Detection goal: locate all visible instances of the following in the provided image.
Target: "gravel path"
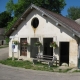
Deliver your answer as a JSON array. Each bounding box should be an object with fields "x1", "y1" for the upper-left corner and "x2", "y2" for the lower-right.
[{"x1": 0, "y1": 47, "x2": 9, "y2": 60}]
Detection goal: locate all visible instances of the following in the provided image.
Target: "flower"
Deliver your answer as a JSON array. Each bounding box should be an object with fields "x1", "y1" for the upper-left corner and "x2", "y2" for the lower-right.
[
  {"x1": 50, "y1": 41, "x2": 58, "y2": 48},
  {"x1": 34, "y1": 41, "x2": 42, "y2": 47},
  {"x1": 23, "y1": 42, "x2": 29, "y2": 46},
  {"x1": 13, "y1": 40, "x2": 19, "y2": 45}
]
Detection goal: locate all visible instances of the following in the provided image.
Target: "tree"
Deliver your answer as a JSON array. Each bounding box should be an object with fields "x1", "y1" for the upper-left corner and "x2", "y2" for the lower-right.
[
  {"x1": 6, "y1": 0, "x2": 14, "y2": 16},
  {"x1": 67, "y1": 6, "x2": 80, "y2": 20},
  {"x1": 6, "y1": 0, "x2": 66, "y2": 17},
  {"x1": 0, "y1": 11, "x2": 12, "y2": 28},
  {"x1": 40, "y1": 0, "x2": 66, "y2": 14}
]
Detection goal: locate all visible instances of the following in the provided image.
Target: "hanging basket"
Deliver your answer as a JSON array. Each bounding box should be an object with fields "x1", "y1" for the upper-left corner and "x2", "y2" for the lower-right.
[
  {"x1": 34, "y1": 41, "x2": 42, "y2": 47},
  {"x1": 23, "y1": 42, "x2": 29, "y2": 46},
  {"x1": 12, "y1": 40, "x2": 19, "y2": 45},
  {"x1": 50, "y1": 41, "x2": 58, "y2": 48}
]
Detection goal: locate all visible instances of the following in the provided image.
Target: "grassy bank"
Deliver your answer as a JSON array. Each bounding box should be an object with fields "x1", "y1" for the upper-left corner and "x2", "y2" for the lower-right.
[{"x1": 0, "y1": 58, "x2": 72, "y2": 73}]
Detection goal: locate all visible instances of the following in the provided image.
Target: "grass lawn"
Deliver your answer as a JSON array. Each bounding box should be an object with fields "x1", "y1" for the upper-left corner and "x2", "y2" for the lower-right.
[{"x1": 0, "y1": 58, "x2": 72, "y2": 73}]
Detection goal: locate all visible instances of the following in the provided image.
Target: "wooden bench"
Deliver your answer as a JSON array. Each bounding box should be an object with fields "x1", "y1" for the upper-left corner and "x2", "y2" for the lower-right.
[{"x1": 33, "y1": 54, "x2": 57, "y2": 67}]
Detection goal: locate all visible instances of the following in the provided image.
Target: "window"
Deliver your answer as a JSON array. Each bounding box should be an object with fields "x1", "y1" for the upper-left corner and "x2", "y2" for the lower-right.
[{"x1": 31, "y1": 17, "x2": 39, "y2": 28}]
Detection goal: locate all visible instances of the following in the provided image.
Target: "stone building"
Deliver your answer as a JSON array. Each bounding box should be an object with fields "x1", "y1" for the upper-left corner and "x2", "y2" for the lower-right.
[{"x1": 6, "y1": 4, "x2": 80, "y2": 67}]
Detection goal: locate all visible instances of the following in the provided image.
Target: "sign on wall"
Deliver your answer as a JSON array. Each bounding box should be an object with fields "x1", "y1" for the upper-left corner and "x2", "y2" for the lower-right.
[{"x1": 12, "y1": 44, "x2": 18, "y2": 52}]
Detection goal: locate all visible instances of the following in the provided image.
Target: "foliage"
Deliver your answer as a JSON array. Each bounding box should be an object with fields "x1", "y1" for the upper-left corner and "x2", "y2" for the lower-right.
[
  {"x1": 50, "y1": 41, "x2": 58, "y2": 48},
  {"x1": 0, "y1": 11, "x2": 12, "y2": 28},
  {"x1": 12, "y1": 40, "x2": 19, "y2": 45},
  {"x1": 0, "y1": 58, "x2": 32, "y2": 68},
  {"x1": 66, "y1": 6, "x2": 80, "y2": 20},
  {"x1": 5, "y1": 17, "x2": 18, "y2": 33},
  {"x1": 0, "y1": 58, "x2": 73, "y2": 73},
  {"x1": 6, "y1": 0, "x2": 14, "y2": 16},
  {"x1": 6, "y1": 0, "x2": 66, "y2": 17},
  {"x1": 5, "y1": 37, "x2": 9, "y2": 44},
  {"x1": 73, "y1": 70, "x2": 80, "y2": 72},
  {"x1": 34, "y1": 41, "x2": 42, "y2": 47},
  {"x1": 40, "y1": 0, "x2": 66, "y2": 14},
  {"x1": 23, "y1": 42, "x2": 30, "y2": 46},
  {"x1": 0, "y1": 58, "x2": 57, "y2": 72}
]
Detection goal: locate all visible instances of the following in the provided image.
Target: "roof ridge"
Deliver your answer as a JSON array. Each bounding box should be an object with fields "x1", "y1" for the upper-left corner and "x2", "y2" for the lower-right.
[{"x1": 39, "y1": 7, "x2": 80, "y2": 33}]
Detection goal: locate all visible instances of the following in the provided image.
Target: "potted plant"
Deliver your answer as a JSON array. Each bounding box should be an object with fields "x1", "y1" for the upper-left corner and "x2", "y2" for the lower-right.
[
  {"x1": 50, "y1": 41, "x2": 58, "y2": 48},
  {"x1": 34, "y1": 41, "x2": 42, "y2": 47},
  {"x1": 13, "y1": 40, "x2": 19, "y2": 45},
  {"x1": 23, "y1": 42, "x2": 29, "y2": 46}
]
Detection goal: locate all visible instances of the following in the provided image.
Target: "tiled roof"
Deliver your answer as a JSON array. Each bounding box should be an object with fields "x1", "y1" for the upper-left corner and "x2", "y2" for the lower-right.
[{"x1": 40, "y1": 7, "x2": 80, "y2": 33}]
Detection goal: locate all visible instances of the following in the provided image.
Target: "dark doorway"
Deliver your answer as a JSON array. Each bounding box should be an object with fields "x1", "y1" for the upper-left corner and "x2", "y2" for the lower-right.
[
  {"x1": 43, "y1": 38, "x2": 53, "y2": 56},
  {"x1": 30, "y1": 38, "x2": 39, "y2": 58},
  {"x1": 59, "y1": 42, "x2": 69, "y2": 66},
  {"x1": 20, "y1": 38, "x2": 27, "y2": 56},
  {"x1": 2, "y1": 40, "x2": 4, "y2": 45}
]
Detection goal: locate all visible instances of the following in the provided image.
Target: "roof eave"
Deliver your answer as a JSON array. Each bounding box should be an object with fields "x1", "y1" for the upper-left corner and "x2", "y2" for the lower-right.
[
  {"x1": 6, "y1": 4, "x2": 80, "y2": 38},
  {"x1": 31, "y1": 4, "x2": 80, "y2": 37},
  {"x1": 5, "y1": 5, "x2": 34, "y2": 36}
]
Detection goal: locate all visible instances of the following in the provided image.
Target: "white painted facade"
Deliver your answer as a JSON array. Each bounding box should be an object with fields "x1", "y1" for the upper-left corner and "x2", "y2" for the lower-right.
[{"x1": 9, "y1": 10, "x2": 78, "y2": 67}]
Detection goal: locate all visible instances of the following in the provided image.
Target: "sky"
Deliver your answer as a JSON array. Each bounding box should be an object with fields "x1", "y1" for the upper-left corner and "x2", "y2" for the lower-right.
[
  {"x1": 0, "y1": 0, "x2": 80, "y2": 16},
  {"x1": 0, "y1": 0, "x2": 18, "y2": 13},
  {"x1": 61, "y1": 0, "x2": 80, "y2": 16}
]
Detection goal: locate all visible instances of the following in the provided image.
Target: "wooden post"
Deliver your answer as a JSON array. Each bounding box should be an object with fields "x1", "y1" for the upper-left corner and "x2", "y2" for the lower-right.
[
  {"x1": 12, "y1": 38, "x2": 14, "y2": 61},
  {"x1": 18, "y1": 37, "x2": 19, "y2": 61},
  {"x1": 12, "y1": 44, "x2": 14, "y2": 61}
]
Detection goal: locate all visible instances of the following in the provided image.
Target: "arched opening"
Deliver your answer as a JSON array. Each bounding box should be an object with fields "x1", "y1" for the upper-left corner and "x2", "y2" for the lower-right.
[{"x1": 2, "y1": 40, "x2": 4, "y2": 45}]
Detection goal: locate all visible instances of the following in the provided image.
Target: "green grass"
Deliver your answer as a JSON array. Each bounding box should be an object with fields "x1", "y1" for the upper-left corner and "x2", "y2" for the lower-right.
[
  {"x1": 0, "y1": 58, "x2": 32, "y2": 68},
  {"x1": 0, "y1": 58, "x2": 73, "y2": 73},
  {"x1": 73, "y1": 70, "x2": 80, "y2": 72}
]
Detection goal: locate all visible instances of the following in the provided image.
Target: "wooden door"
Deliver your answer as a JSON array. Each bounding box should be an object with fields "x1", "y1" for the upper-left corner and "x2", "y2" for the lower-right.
[{"x1": 20, "y1": 38, "x2": 27, "y2": 56}]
